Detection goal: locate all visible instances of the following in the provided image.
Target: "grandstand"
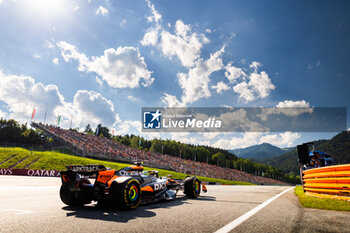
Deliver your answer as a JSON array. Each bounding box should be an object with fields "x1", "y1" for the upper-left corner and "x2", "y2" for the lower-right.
[{"x1": 31, "y1": 122, "x2": 288, "y2": 185}]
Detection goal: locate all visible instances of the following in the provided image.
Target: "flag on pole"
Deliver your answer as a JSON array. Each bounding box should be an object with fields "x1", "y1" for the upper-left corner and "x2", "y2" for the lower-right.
[
  {"x1": 31, "y1": 108, "x2": 36, "y2": 121},
  {"x1": 57, "y1": 115, "x2": 61, "y2": 126},
  {"x1": 43, "y1": 108, "x2": 47, "y2": 124}
]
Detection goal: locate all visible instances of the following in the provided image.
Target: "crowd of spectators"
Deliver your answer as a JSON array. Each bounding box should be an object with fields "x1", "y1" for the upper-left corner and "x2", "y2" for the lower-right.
[{"x1": 34, "y1": 122, "x2": 288, "y2": 185}]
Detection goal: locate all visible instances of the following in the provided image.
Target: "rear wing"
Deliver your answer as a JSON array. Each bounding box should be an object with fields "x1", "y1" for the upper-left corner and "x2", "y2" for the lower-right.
[
  {"x1": 65, "y1": 165, "x2": 107, "y2": 175},
  {"x1": 60, "y1": 165, "x2": 107, "y2": 185}
]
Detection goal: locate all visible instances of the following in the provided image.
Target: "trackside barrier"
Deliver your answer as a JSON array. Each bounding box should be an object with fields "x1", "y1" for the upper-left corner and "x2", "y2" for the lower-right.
[
  {"x1": 302, "y1": 164, "x2": 350, "y2": 201},
  {"x1": 0, "y1": 168, "x2": 60, "y2": 177}
]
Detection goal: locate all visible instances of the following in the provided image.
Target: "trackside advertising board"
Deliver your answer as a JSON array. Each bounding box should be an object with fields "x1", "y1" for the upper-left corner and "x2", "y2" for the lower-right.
[{"x1": 0, "y1": 168, "x2": 60, "y2": 177}]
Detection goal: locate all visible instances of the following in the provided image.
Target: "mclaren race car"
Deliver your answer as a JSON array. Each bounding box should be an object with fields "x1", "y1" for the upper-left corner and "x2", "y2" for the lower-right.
[{"x1": 59, "y1": 163, "x2": 207, "y2": 210}]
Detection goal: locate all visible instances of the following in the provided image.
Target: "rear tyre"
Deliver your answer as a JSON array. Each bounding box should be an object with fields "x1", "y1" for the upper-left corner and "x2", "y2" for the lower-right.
[
  {"x1": 184, "y1": 176, "x2": 201, "y2": 199},
  {"x1": 59, "y1": 179, "x2": 92, "y2": 207},
  {"x1": 110, "y1": 179, "x2": 141, "y2": 210}
]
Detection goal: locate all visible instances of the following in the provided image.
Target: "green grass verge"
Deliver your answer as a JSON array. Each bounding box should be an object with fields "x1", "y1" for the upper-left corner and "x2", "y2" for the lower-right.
[
  {"x1": 294, "y1": 186, "x2": 350, "y2": 211},
  {"x1": 0, "y1": 147, "x2": 253, "y2": 185}
]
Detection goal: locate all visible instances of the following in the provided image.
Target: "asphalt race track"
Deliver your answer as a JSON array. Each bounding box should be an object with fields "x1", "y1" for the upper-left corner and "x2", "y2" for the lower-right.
[{"x1": 0, "y1": 176, "x2": 349, "y2": 233}]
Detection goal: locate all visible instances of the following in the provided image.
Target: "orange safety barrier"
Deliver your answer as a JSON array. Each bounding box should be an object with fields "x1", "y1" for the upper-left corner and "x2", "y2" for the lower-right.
[
  {"x1": 302, "y1": 164, "x2": 350, "y2": 201},
  {"x1": 303, "y1": 164, "x2": 350, "y2": 174}
]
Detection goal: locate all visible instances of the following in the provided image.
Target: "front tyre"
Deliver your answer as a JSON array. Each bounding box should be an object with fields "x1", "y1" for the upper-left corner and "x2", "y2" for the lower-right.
[
  {"x1": 184, "y1": 176, "x2": 201, "y2": 199},
  {"x1": 110, "y1": 179, "x2": 141, "y2": 210}
]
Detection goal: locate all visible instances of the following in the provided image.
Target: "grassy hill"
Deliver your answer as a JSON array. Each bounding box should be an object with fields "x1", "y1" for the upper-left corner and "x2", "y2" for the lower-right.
[
  {"x1": 0, "y1": 147, "x2": 253, "y2": 185},
  {"x1": 259, "y1": 131, "x2": 350, "y2": 175}
]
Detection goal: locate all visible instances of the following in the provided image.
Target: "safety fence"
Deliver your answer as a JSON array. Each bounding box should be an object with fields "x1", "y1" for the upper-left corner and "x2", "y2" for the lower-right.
[{"x1": 302, "y1": 164, "x2": 350, "y2": 201}]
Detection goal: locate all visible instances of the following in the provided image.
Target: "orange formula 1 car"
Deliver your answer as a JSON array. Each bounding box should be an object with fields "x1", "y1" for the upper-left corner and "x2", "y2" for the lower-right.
[{"x1": 59, "y1": 163, "x2": 207, "y2": 210}]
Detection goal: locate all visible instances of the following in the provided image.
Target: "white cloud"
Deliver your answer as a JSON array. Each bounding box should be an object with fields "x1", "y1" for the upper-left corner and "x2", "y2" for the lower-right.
[
  {"x1": 96, "y1": 6, "x2": 108, "y2": 16},
  {"x1": 316, "y1": 60, "x2": 320, "y2": 67},
  {"x1": 218, "y1": 109, "x2": 267, "y2": 132},
  {"x1": 250, "y1": 61, "x2": 261, "y2": 72},
  {"x1": 56, "y1": 41, "x2": 89, "y2": 71},
  {"x1": 175, "y1": 20, "x2": 191, "y2": 38},
  {"x1": 55, "y1": 90, "x2": 117, "y2": 128},
  {"x1": 0, "y1": 110, "x2": 8, "y2": 119},
  {"x1": 211, "y1": 81, "x2": 230, "y2": 94},
  {"x1": 248, "y1": 71, "x2": 275, "y2": 98},
  {"x1": 44, "y1": 40, "x2": 54, "y2": 49},
  {"x1": 259, "y1": 132, "x2": 300, "y2": 147},
  {"x1": 225, "y1": 63, "x2": 246, "y2": 84},
  {"x1": 114, "y1": 119, "x2": 163, "y2": 140},
  {"x1": 120, "y1": 19, "x2": 126, "y2": 27},
  {"x1": 52, "y1": 58, "x2": 59, "y2": 65},
  {"x1": 213, "y1": 133, "x2": 263, "y2": 149},
  {"x1": 178, "y1": 46, "x2": 225, "y2": 104},
  {"x1": 141, "y1": 3, "x2": 233, "y2": 105},
  {"x1": 213, "y1": 132, "x2": 300, "y2": 149},
  {"x1": 0, "y1": 69, "x2": 119, "y2": 129},
  {"x1": 0, "y1": 70, "x2": 64, "y2": 122},
  {"x1": 161, "y1": 93, "x2": 185, "y2": 107},
  {"x1": 233, "y1": 82, "x2": 256, "y2": 102},
  {"x1": 307, "y1": 60, "x2": 321, "y2": 70},
  {"x1": 160, "y1": 20, "x2": 209, "y2": 67},
  {"x1": 141, "y1": 18, "x2": 209, "y2": 69},
  {"x1": 95, "y1": 76, "x2": 103, "y2": 86},
  {"x1": 73, "y1": 6, "x2": 80, "y2": 12},
  {"x1": 116, "y1": 120, "x2": 141, "y2": 135},
  {"x1": 257, "y1": 100, "x2": 312, "y2": 121},
  {"x1": 87, "y1": 47, "x2": 154, "y2": 88},
  {"x1": 141, "y1": 26, "x2": 160, "y2": 46},
  {"x1": 141, "y1": 1, "x2": 275, "y2": 105},
  {"x1": 170, "y1": 132, "x2": 210, "y2": 146},
  {"x1": 33, "y1": 54, "x2": 41, "y2": 59},
  {"x1": 276, "y1": 100, "x2": 310, "y2": 108},
  {"x1": 145, "y1": 0, "x2": 162, "y2": 23},
  {"x1": 57, "y1": 41, "x2": 154, "y2": 88},
  {"x1": 233, "y1": 62, "x2": 275, "y2": 102},
  {"x1": 127, "y1": 95, "x2": 137, "y2": 101},
  {"x1": 200, "y1": 132, "x2": 223, "y2": 140}
]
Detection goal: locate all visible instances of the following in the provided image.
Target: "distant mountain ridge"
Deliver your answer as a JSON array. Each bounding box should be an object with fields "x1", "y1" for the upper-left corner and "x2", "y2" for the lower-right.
[
  {"x1": 255, "y1": 131, "x2": 350, "y2": 175},
  {"x1": 230, "y1": 143, "x2": 293, "y2": 160}
]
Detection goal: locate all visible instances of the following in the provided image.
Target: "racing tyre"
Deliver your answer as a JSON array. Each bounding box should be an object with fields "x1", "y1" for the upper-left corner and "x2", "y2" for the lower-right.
[
  {"x1": 59, "y1": 178, "x2": 92, "y2": 207},
  {"x1": 110, "y1": 179, "x2": 141, "y2": 210},
  {"x1": 184, "y1": 176, "x2": 201, "y2": 199}
]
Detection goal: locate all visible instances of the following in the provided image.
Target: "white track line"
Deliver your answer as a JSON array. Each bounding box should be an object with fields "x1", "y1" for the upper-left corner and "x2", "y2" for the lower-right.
[{"x1": 215, "y1": 186, "x2": 294, "y2": 233}]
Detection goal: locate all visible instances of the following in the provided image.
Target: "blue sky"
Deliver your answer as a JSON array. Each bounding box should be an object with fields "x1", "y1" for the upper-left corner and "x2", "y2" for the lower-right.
[{"x1": 0, "y1": 0, "x2": 349, "y2": 149}]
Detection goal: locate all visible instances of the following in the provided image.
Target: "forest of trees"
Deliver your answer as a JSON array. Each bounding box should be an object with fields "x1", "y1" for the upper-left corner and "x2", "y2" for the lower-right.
[{"x1": 0, "y1": 119, "x2": 46, "y2": 145}]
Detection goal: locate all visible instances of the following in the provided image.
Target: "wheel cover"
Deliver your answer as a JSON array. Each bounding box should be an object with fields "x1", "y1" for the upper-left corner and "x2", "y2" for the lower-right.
[
  {"x1": 194, "y1": 181, "x2": 200, "y2": 194},
  {"x1": 128, "y1": 184, "x2": 139, "y2": 202}
]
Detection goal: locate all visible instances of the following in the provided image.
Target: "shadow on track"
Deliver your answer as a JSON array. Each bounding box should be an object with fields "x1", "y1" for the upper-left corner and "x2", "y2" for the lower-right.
[
  {"x1": 195, "y1": 196, "x2": 260, "y2": 205},
  {"x1": 61, "y1": 195, "x2": 193, "y2": 223}
]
